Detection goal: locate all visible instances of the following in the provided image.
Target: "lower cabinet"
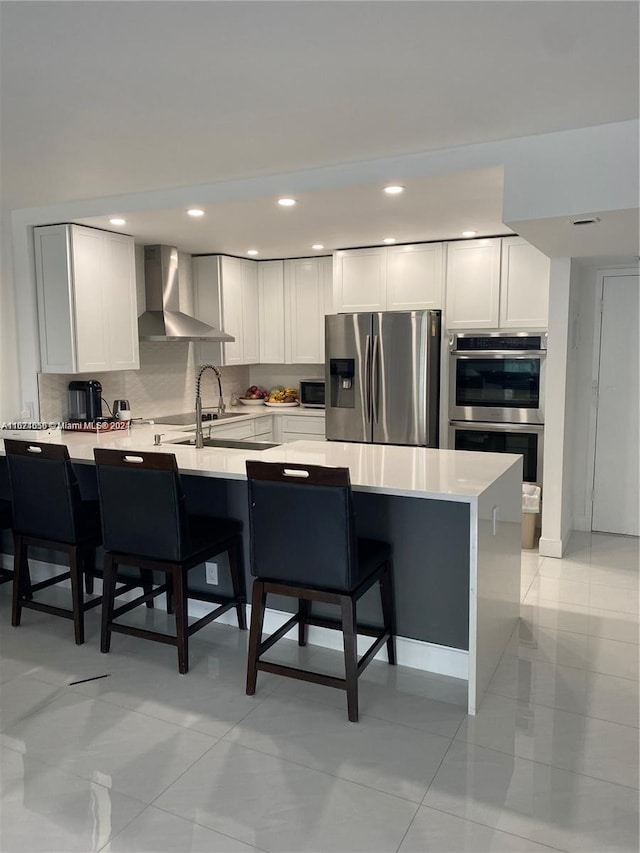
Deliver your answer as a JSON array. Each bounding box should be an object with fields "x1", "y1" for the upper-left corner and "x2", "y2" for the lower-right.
[
  {"x1": 272, "y1": 414, "x2": 326, "y2": 443},
  {"x1": 207, "y1": 413, "x2": 324, "y2": 443}
]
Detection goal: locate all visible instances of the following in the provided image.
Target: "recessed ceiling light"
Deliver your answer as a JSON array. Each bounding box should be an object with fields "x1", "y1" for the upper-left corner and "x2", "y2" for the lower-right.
[
  {"x1": 278, "y1": 198, "x2": 297, "y2": 207},
  {"x1": 312, "y1": 244, "x2": 325, "y2": 250},
  {"x1": 109, "y1": 217, "x2": 126, "y2": 226},
  {"x1": 187, "y1": 208, "x2": 205, "y2": 217},
  {"x1": 462, "y1": 230, "x2": 478, "y2": 238},
  {"x1": 383, "y1": 186, "x2": 405, "y2": 195},
  {"x1": 247, "y1": 249, "x2": 259, "y2": 256},
  {"x1": 383, "y1": 237, "x2": 396, "y2": 244}
]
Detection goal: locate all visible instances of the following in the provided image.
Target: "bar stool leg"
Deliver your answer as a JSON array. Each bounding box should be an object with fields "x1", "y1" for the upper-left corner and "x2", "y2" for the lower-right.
[
  {"x1": 101, "y1": 553, "x2": 118, "y2": 653},
  {"x1": 140, "y1": 569, "x2": 155, "y2": 609},
  {"x1": 11, "y1": 533, "x2": 28, "y2": 627},
  {"x1": 173, "y1": 566, "x2": 189, "y2": 675},
  {"x1": 69, "y1": 545, "x2": 85, "y2": 645},
  {"x1": 341, "y1": 595, "x2": 359, "y2": 723},
  {"x1": 229, "y1": 537, "x2": 247, "y2": 630},
  {"x1": 379, "y1": 562, "x2": 396, "y2": 665},
  {"x1": 84, "y1": 546, "x2": 96, "y2": 594},
  {"x1": 297, "y1": 599, "x2": 310, "y2": 646},
  {"x1": 246, "y1": 580, "x2": 266, "y2": 695}
]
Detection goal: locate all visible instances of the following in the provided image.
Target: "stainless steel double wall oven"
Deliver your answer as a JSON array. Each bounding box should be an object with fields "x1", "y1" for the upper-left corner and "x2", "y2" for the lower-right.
[{"x1": 449, "y1": 331, "x2": 546, "y2": 484}]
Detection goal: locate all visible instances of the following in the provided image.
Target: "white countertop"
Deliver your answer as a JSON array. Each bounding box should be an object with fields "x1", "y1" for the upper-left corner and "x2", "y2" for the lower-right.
[{"x1": 0, "y1": 424, "x2": 520, "y2": 503}]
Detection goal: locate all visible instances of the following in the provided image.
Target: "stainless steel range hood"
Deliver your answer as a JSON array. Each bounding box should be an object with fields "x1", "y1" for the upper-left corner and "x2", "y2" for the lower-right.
[{"x1": 138, "y1": 245, "x2": 235, "y2": 342}]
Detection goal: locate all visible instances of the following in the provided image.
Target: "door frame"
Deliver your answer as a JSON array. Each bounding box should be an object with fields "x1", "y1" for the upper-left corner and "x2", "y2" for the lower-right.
[{"x1": 586, "y1": 267, "x2": 639, "y2": 532}]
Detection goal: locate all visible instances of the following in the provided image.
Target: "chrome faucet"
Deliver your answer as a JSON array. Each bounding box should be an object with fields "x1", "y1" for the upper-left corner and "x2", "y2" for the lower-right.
[{"x1": 195, "y1": 364, "x2": 225, "y2": 449}]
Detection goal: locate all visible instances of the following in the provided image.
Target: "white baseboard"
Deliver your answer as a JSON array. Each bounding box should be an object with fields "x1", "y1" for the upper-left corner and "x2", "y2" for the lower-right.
[
  {"x1": 538, "y1": 532, "x2": 572, "y2": 558},
  {"x1": 0, "y1": 553, "x2": 469, "y2": 681}
]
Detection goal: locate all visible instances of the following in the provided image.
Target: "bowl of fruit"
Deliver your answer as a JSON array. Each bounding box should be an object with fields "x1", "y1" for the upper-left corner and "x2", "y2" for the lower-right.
[
  {"x1": 264, "y1": 386, "x2": 300, "y2": 407},
  {"x1": 239, "y1": 385, "x2": 268, "y2": 405}
]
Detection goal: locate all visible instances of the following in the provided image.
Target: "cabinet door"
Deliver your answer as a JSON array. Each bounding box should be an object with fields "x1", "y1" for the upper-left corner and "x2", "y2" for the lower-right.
[
  {"x1": 71, "y1": 227, "x2": 111, "y2": 372},
  {"x1": 445, "y1": 238, "x2": 501, "y2": 329},
  {"x1": 34, "y1": 225, "x2": 76, "y2": 373},
  {"x1": 220, "y1": 257, "x2": 244, "y2": 365},
  {"x1": 258, "y1": 261, "x2": 285, "y2": 363},
  {"x1": 499, "y1": 237, "x2": 550, "y2": 329},
  {"x1": 104, "y1": 231, "x2": 140, "y2": 370},
  {"x1": 241, "y1": 259, "x2": 260, "y2": 364},
  {"x1": 387, "y1": 243, "x2": 444, "y2": 311},
  {"x1": 192, "y1": 256, "x2": 223, "y2": 366},
  {"x1": 333, "y1": 247, "x2": 387, "y2": 312},
  {"x1": 285, "y1": 258, "x2": 325, "y2": 364},
  {"x1": 318, "y1": 255, "x2": 333, "y2": 362}
]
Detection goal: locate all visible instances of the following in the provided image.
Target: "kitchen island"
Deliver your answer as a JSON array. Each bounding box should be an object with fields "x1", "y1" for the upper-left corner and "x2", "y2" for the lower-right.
[{"x1": 0, "y1": 425, "x2": 522, "y2": 714}]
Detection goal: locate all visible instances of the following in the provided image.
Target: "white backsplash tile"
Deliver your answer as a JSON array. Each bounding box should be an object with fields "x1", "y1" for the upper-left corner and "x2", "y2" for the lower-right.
[
  {"x1": 38, "y1": 343, "x2": 249, "y2": 421},
  {"x1": 249, "y1": 364, "x2": 324, "y2": 393}
]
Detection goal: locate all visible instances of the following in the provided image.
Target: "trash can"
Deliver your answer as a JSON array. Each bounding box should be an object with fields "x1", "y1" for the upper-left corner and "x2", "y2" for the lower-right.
[{"x1": 522, "y1": 483, "x2": 541, "y2": 550}]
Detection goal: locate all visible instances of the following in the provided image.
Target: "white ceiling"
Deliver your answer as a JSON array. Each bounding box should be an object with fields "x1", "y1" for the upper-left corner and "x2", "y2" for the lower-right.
[
  {"x1": 1, "y1": 1, "x2": 638, "y2": 257},
  {"x1": 77, "y1": 166, "x2": 510, "y2": 257}
]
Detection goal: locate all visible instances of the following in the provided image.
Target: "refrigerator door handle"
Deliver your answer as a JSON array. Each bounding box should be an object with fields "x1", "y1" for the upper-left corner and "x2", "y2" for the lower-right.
[
  {"x1": 364, "y1": 334, "x2": 372, "y2": 424},
  {"x1": 372, "y1": 334, "x2": 380, "y2": 424}
]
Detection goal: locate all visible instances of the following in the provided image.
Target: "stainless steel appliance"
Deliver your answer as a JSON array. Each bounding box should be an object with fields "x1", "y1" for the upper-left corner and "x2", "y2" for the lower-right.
[
  {"x1": 138, "y1": 245, "x2": 235, "y2": 342},
  {"x1": 449, "y1": 421, "x2": 544, "y2": 484},
  {"x1": 325, "y1": 311, "x2": 441, "y2": 446},
  {"x1": 449, "y1": 331, "x2": 547, "y2": 424},
  {"x1": 300, "y1": 378, "x2": 325, "y2": 408},
  {"x1": 67, "y1": 380, "x2": 103, "y2": 423}
]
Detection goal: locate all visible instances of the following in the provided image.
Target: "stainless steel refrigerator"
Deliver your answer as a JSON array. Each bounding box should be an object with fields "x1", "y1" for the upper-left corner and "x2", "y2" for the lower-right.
[{"x1": 325, "y1": 310, "x2": 441, "y2": 446}]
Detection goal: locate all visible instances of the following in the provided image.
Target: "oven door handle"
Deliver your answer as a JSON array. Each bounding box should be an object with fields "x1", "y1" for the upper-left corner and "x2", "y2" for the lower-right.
[
  {"x1": 451, "y1": 350, "x2": 547, "y2": 358},
  {"x1": 450, "y1": 420, "x2": 544, "y2": 433}
]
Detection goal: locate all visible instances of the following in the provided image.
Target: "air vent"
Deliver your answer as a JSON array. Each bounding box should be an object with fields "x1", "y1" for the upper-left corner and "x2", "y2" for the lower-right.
[{"x1": 571, "y1": 217, "x2": 600, "y2": 226}]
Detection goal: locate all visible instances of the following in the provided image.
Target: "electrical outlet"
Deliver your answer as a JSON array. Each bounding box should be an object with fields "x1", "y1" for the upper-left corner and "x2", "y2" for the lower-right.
[{"x1": 205, "y1": 562, "x2": 218, "y2": 585}]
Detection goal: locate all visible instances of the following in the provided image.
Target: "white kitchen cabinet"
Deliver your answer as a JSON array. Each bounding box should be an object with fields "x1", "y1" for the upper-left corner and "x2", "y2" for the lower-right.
[
  {"x1": 193, "y1": 255, "x2": 259, "y2": 366},
  {"x1": 445, "y1": 237, "x2": 549, "y2": 330},
  {"x1": 206, "y1": 419, "x2": 255, "y2": 440},
  {"x1": 34, "y1": 223, "x2": 139, "y2": 373},
  {"x1": 285, "y1": 256, "x2": 332, "y2": 364},
  {"x1": 273, "y1": 412, "x2": 325, "y2": 443},
  {"x1": 386, "y1": 244, "x2": 444, "y2": 310},
  {"x1": 333, "y1": 247, "x2": 387, "y2": 312},
  {"x1": 258, "y1": 260, "x2": 285, "y2": 363},
  {"x1": 445, "y1": 238, "x2": 502, "y2": 329},
  {"x1": 333, "y1": 244, "x2": 444, "y2": 313},
  {"x1": 499, "y1": 236, "x2": 550, "y2": 329}
]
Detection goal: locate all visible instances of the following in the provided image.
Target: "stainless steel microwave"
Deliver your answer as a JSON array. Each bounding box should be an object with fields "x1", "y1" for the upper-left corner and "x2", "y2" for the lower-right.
[{"x1": 300, "y1": 378, "x2": 325, "y2": 408}]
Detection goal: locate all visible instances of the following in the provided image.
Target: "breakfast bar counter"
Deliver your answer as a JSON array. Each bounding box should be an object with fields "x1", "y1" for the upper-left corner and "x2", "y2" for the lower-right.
[{"x1": 0, "y1": 426, "x2": 522, "y2": 714}]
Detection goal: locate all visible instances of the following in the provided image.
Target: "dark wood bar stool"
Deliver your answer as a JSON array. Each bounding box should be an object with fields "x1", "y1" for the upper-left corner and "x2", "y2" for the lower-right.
[
  {"x1": 94, "y1": 448, "x2": 247, "y2": 674},
  {"x1": 245, "y1": 460, "x2": 396, "y2": 722},
  {"x1": 5, "y1": 440, "x2": 110, "y2": 644}
]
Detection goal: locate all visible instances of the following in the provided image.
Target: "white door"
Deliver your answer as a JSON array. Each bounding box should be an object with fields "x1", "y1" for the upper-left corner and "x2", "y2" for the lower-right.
[
  {"x1": 386, "y1": 243, "x2": 443, "y2": 311},
  {"x1": 592, "y1": 274, "x2": 639, "y2": 535}
]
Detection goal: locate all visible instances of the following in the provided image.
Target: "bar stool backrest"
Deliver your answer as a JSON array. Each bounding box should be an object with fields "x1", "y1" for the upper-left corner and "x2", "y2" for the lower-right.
[
  {"x1": 246, "y1": 460, "x2": 358, "y2": 591},
  {"x1": 4, "y1": 439, "x2": 83, "y2": 544},
  {"x1": 94, "y1": 449, "x2": 188, "y2": 561}
]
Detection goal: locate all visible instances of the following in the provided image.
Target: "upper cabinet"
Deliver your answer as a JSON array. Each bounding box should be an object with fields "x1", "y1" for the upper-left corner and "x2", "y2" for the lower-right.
[
  {"x1": 34, "y1": 224, "x2": 139, "y2": 374},
  {"x1": 445, "y1": 237, "x2": 549, "y2": 330},
  {"x1": 256, "y1": 256, "x2": 333, "y2": 365},
  {"x1": 498, "y1": 236, "x2": 550, "y2": 329},
  {"x1": 258, "y1": 260, "x2": 285, "y2": 363},
  {"x1": 193, "y1": 255, "x2": 259, "y2": 366},
  {"x1": 333, "y1": 244, "x2": 444, "y2": 313},
  {"x1": 285, "y1": 256, "x2": 333, "y2": 363}
]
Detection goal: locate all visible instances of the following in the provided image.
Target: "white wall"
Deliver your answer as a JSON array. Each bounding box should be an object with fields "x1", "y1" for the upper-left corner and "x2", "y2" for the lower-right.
[
  {"x1": 540, "y1": 258, "x2": 573, "y2": 557},
  {"x1": 0, "y1": 212, "x2": 20, "y2": 422}
]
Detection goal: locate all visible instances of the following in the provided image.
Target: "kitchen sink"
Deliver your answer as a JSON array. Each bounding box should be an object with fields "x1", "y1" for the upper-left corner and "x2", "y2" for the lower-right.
[{"x1": 169, "y1": 437, "x2": 280, "y2": 451}]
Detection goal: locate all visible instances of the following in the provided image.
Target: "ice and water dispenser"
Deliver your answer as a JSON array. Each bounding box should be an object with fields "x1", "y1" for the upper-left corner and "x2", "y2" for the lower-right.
[{"x1": 329, "y1": 358, "x2": 355, "y2": 408}]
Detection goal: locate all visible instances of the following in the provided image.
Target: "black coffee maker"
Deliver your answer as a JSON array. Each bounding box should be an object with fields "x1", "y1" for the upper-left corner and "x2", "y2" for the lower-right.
[{"x1": 68, "y1": 380, "x2": 103, "y2": 423}]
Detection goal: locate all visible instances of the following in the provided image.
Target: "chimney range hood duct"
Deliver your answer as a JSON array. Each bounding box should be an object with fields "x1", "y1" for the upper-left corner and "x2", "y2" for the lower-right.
[{"x1": 138, "y1": 245, "x2": 235, "y2": 342}]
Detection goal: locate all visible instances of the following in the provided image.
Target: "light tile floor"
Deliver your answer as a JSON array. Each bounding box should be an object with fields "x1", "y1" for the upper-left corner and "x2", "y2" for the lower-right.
[{"x1": 0, "y1": 531, "x2": 638, "y2": 852}]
